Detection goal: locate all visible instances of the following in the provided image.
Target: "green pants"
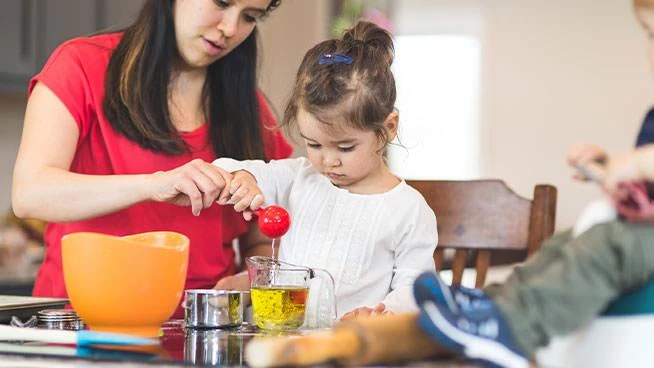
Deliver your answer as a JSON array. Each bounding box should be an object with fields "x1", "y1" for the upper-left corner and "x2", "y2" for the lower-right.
[{"x1": 485, "y1": 220, "x2": 654, "y2": 355}]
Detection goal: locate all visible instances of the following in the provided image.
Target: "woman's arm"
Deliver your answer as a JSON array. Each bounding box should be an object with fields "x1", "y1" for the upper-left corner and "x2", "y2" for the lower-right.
[{"x1": 12, "y1": 83, "x2": 232, "y2": 222}]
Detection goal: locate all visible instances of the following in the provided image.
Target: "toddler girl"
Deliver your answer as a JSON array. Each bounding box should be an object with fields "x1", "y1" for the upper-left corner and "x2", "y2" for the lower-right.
[{"x1": 214, "y1": 21, "x2": 437, "y2": 324}]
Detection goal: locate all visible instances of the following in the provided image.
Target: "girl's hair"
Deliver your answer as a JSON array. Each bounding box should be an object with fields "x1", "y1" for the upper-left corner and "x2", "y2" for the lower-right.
[
  {"x1": 283, "y1": 21, "x2": 396, "y2": 145},
  {"x1": 635, "y1": 0, "x2": 654, "y2": 8},
  {"x1": 103, "y1": 0, "x2": 281, "y2": 158}
]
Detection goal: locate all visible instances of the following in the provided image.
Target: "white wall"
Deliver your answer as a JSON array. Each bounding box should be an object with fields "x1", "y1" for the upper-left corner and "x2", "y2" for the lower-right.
[
  {"x1": 394, "y1": 0, "x2": 654, "y2": 229},
  {"x1": 484, "y1": 0, "x2": 653, "y2": 230},
  {"x1": 258, "y1": 0, "x2": 330, "y2": 154},
  {"x1": 259, "y1": 0, "x2": 329, "y2": 121}
]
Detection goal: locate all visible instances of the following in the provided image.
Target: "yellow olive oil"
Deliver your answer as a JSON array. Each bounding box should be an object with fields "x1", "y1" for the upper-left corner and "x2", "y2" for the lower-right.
[{"x1": 251, "y1": 286, "x2": 308, "y2": 330}]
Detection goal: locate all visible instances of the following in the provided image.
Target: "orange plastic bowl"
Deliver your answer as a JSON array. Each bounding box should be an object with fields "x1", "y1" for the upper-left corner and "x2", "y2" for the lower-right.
[{"x1": 62, "y1": 231, "x2": 189, "y2": 337}]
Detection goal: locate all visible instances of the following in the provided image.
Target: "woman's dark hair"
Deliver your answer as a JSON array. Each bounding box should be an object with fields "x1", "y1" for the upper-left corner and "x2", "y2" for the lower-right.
[
  {"x1": 103, "y1": 0, "x2": 281, "y2": 159},
  {"x1": 283, "y1": 20, "x2": 396, "y2": 145},
  {"x1": 635, "y1": 0, "x2": 654, "y2": 9}
]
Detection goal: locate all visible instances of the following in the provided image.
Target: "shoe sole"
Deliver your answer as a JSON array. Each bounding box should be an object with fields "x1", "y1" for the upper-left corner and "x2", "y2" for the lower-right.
[
  {"x1": 418, "y1": 305, "x2": 465, "y2": 353},
  {"x1": 422, "y1": 300, "x2": 529, "y2": 368}
]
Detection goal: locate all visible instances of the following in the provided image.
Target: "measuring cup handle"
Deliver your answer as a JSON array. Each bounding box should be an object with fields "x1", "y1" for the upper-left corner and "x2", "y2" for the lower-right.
[{"x1": 310, "y1": 267, "x2": 338, "y2": 328}]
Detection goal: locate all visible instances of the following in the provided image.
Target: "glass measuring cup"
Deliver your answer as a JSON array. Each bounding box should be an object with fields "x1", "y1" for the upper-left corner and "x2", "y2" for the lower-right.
[{"x1": 246, "y1": 256, "x2": 337, "y2": 331}]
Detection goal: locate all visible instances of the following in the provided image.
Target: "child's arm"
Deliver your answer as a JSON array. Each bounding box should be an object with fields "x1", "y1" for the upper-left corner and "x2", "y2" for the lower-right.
[
  {"x1": 381, "y1": 195, "x2": 438, "y2": 313},
  {"x1": 604, "y1": 144, "x2": 654, "y2": 190},
  {"x1": 212, "y1": 157, "x2": 304, "y2": 211}
]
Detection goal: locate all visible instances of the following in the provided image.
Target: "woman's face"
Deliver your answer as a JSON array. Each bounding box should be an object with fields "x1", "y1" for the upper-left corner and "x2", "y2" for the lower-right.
[{"x1": 173, "y1": 0, "x2": 271, "y2": 69}]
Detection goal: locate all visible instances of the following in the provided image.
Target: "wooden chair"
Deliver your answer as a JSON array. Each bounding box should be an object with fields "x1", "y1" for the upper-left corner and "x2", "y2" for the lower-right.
[{"x1": 407, "y1": 180, "x2": 557, "y2": 288}]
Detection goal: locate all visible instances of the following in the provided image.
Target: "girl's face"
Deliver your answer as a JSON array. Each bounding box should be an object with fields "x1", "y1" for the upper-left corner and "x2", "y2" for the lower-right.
[
  {"x1": 173, "y1": 0, "x2": 271, "y2": 70},
  {"x1": 297, "y1": 107, "x2": 398, "y2": 194},
  {"x1": 636, "y1": 6, "x2": 654, "y2": 70}
]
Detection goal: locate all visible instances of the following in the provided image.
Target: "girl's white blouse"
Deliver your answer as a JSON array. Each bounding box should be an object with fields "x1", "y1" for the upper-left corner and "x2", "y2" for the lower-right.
[{"x1": 214, "y1": 157, "x2": 437, "y2": 318}]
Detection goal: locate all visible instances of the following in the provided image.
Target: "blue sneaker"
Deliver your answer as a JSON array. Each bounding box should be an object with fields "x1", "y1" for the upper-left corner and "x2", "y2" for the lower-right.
[
  {"x1": 416, "y1": 295, "x2": 529, "y2": 368},
  {"x1": 413, "y1": 272, "x2": 493, "y2": 319}
]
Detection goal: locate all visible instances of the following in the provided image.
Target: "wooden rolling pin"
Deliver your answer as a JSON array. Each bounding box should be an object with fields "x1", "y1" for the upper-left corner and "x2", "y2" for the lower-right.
[{"x1": 245, "y1": 312, "x2": 450, "y2": 367}]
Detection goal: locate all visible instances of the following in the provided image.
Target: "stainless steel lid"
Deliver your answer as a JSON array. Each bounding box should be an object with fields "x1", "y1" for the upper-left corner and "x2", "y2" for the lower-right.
[
  {"x1": 37, "y1": 309, "x2": 79, "y2": 320},
  {"x1": 37, "y1": 309, "x2": 84, "y2": 330}
]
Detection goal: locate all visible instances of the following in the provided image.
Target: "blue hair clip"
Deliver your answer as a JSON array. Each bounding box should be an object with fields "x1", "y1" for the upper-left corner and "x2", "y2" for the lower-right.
[{"x1": 318, "y1": 53, "x2": 353, "y2": 65}]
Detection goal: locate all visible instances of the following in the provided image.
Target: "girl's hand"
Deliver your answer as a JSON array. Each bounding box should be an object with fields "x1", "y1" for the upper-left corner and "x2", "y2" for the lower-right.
[
  {"x1": 148, "y1": 158, "x2": 233, "y2": 216},
  {"x1": 340, "y1": 303, "x2": 391, "y2": 320},
  {"x1": 226, "y1": 170, "x2": 265, "y2": 221},
  {"x1": 567, "y1": 143, "x2": 607, "y2": 180}
]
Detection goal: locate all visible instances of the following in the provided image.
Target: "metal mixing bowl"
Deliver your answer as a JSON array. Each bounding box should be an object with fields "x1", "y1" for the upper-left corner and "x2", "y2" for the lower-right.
[{"x1": 184, "y1": 289, "x2": 247, "y2": 329}]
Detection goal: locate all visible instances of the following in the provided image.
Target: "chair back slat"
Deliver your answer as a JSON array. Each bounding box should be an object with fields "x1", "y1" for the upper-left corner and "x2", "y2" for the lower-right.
[
  {"x1": 408, "y1": 179, "x2": 557, "y2": 288},
  {"x1": 451, "y1": 249, "x2": 468, "y2": 286},
  {"x1": 527, "y1": 184, "x2": 558, "y2": 256},
  {"x1": 434, "y1": 248, "x2": 445, "y2": 272},
  {"x1": 474, "y1": 250, "x2": 492, "y2": 288}
]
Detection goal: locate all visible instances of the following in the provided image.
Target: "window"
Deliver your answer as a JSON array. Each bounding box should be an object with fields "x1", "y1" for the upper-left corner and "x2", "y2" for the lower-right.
[{"x1": 389, "y1": 34, "x2": 481, "y2": 180}]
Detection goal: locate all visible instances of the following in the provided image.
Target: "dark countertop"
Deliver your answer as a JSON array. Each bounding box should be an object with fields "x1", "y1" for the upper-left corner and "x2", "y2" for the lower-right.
[{"x1": 0, "y1": 319, "x2": 481, "y2": 367}]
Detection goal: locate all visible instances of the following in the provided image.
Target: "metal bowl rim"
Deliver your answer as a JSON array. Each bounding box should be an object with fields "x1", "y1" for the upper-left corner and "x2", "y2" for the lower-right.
[{"x1": 184, "y1": 289, "x2": 249, "y2": 296}]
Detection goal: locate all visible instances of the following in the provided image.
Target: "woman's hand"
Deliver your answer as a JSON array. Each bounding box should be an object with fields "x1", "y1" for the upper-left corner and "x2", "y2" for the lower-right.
[
  {"x1": 214, "y1": 272, "x2": 250, "y2": 291},
  {"x1": 214, "y1": 272, "x2": 251, "y2": 305},
  {"x1": 148, "y1": 158, "x2": 233, "y2": 216},
  {"x1": 341, "y1": 303, "x2": 391, "y2": 321},
  {"x1": 227, "y1": 170, "x2": 265, "y2": 221},
  {"x1": 567, "y1": 143, "x2": 607, "y2": 180}
]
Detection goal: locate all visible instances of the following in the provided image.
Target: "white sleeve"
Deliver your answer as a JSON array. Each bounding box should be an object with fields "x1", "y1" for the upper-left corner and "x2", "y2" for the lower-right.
[
  {"x1": 572, "y1": 197, "x2": 617, "y2": 238},
  {"x1": 212, "y1": 157, "x2": 304, "y2": 205},
  {"x1": 381, "y1": 193, "x2": 438, "y2": 313}
]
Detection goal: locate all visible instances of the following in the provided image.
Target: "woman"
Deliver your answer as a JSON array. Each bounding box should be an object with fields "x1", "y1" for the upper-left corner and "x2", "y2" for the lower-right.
[{"x1": 11, "y1": 0, "x2": 292, "y2": 299}]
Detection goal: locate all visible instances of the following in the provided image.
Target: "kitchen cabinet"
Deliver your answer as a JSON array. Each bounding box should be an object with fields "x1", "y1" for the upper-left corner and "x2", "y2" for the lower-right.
[
  {"x1": 0, "y1": 0, "x2": 145, "y2": 92},
  {"x1": 0, "y1": 0, "x2": 38, "y2": 85}
]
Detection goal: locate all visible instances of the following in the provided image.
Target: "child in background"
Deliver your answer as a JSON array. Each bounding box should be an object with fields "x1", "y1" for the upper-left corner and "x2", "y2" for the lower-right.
[
  {"x1": 412, "y1": 1, "x2": 654, "y2": 366},
  {"x1": 214, "y1": 21, "x2": 437, "y2": 322},
  {"x1": 567, "y1": 0, "x2": 654, "y2": 233},
  {"x1": 567, "y1": 113, "x2": 654, "y2": 234}
]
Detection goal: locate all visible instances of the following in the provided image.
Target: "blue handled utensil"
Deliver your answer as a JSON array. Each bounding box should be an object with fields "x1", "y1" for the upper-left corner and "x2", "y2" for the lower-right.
[
  {"x1": 0, "y1": 342, "x2": 158, "y2": 360},
  {"x1": 0, "y1": 325, "x2": 158, "y2": 346}
]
